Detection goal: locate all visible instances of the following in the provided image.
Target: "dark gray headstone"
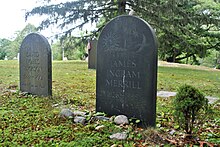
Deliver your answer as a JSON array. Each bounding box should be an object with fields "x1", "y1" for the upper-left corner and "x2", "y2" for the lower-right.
[
  {"x1": 88, "y1": 39, "x2": 97, "y2": 69},
  {"x1": 96, "y1": 15, "x2": 157, "y2": 127},
  {"x1": 19, "y1": 33, "x2": 52, "y2": 96}
]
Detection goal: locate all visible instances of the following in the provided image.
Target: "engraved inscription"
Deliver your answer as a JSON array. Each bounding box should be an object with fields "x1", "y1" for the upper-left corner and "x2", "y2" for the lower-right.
[
  {"x1": 108, "y1": 70, "x2": 140, "y2": 78},
  {"x1": 23, "y1": 49, "x2": 45, "y2": 89},
  {"x1": 105, "y1": 79, "x2": 141, "y2": 89},
  {"x1": 105, "y1": 56, "x2": 142, "y2": 91},
  {"x1": 102, "y1": 32, "x2": 120, "y2": 51},
  {"x1": 111, "y1": 60, "x2": 136, "y2": 68}
]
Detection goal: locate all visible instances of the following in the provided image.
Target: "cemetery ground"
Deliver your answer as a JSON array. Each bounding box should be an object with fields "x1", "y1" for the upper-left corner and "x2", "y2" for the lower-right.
[{"x1": 0, "y1": 60, "x2": 219, "y2": 146}]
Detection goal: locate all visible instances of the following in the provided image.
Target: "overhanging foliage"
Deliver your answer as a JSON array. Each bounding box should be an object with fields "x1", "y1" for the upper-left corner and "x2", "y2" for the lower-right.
[{"x1": 26, "y1": 0, "x2": 220, "y2": 62}]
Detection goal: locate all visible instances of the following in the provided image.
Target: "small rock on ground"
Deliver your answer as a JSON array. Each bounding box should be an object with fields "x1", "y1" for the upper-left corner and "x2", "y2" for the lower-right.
[
  {"x1": 94, "y1": 116, "x2": 110, "y2": 121},
  {"x1": 74, "y1": 110, "x2": 86, "y2": 116},
  {"x1": 205, "y1": 96, "x2": 219, "y2": 104},
  {"x1": 157, "y1": 91, "x2": 219, "y2": 104},
  {"x1": 8, "y1": 89, "x2": 17, "y2": 93},
  {"x1": 114, "y1": 115, "x2": 129, "y2": 125},
  {"x1": 157, "y1": 91, "x2": 176, "y2": 98},
  {"x1": 74, "y1": 116, "x2": 86, "y2": 125},
  {"x1": 110, "y1": 132, "x2": 127, "y2": 140},
  {"x1": 95, "y1": 125, "x2": 105, "y2": 131},
  {"x1": 60, "y1": 108, "x2": 74, "y2": 118}
]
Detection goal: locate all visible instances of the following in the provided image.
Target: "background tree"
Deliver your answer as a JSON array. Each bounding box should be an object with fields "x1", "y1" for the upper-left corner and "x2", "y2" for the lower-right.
[
  {"x1": 27, "y1": 0, "x2": 220, "y2": 63},
  {"x1": 51, "y1": 42, "x2": 62, "y2": 60},
  {"x1": 133, "y1": 0, "x2": 220, "y2": 63},
  {"x1": 5, "y1": 24, "x2": 37, "y2": 59},
  {"x1": 60, "y1": 35, "x2": 87, "y2": 60},
  {"x1": 52, "y1": 35, "x2": 87, "y2": 60},
  {"x1": 0, "y1": 38, "x2": 11, "y2": 60},
  {"x1": 199, "y1": 49, "x2": 220, "y2": 68}
]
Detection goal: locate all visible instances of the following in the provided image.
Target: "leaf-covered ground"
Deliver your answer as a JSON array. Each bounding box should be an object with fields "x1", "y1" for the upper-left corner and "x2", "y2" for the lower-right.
[{"x1": 0, "y1": 60, "x2": 219, "y2": 146}]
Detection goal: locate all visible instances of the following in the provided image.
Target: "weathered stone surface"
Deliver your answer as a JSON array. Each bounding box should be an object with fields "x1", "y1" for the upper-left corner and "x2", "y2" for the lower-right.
[
  {"x1": 96, "y1": 15, "x2": 158, "y2": 127},
  {"x1": 73, "y1": 110, "x2": 86, "y2": 117},
  {"x1": 19, "y1": 33, "x2": 52, "y2": 96},
  {"x1": 74, "y1": 116, "x2": 86, "y2": 125},
  {"x1": 114, "y1": 115, "x2": 129, "y2": 125},
  {"x1": 157, "y1": 91, "x2": 176, "y2": 98},
  {"x1": 205, "y1": 96, "x2": 219, "y2": 104},
  {"x1": 94, "y1": 116, "x2": 110, "y2": 121},
  {"x1": 109, "y1": 132, "x2": 127, "y2": 140},
  {"x1": 157, "y1": 91, "x2": 219, "y2": 104},
  {"x1": 60, "y1": 108, "x2": 74, "y2": 118}
]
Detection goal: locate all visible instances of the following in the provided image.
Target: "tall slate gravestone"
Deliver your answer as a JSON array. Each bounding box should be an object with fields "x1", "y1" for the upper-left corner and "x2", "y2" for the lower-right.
[
  {"x1": 19, "y1": 33, "x2": 52, "y2": 96},
  {"x1": 96, "y1": 15, "x2": 157, "y2": 127},
  {"x1": 88, "y1": 39, "x2": 97, "y2": 69}
]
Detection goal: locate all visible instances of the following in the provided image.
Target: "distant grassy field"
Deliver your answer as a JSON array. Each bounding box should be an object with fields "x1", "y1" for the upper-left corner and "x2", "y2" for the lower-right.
[
  {"x1": 0, "y1": 60, "x2": 219, "y2": 98},
  {"x1": 158, "y1": 66, "x2": 220, "y2": 97},
  {"x1": 0, "y1": 60, "x2": 219, "y2": 146}
]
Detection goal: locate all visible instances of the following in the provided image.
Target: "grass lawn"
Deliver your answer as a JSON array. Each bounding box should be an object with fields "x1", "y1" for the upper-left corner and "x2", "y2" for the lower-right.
[
  {"x1": 0, "y1": 60, "x2": 219, "y2": 146},
  {"x1": 158, "y1": 66, "x2": 220, "y2": 98}
]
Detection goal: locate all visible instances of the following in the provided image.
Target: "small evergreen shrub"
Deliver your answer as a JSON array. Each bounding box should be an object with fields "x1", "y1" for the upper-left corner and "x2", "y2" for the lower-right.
[{"x1": 173, "y1": 85, "x2": 208, "y2": 134}]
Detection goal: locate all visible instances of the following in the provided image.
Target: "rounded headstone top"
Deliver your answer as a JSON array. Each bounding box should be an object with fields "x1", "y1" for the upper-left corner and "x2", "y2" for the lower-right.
[
  {"x1": 98, "y1": 15, "x2": 157, "y2": 56},
  {"x1": 20, "y1": 33, "x2": 51, "y2": 53}
]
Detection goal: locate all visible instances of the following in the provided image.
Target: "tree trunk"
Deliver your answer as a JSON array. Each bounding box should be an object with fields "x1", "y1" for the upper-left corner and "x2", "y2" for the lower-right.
[
  {"x1": 176, "y1": 53, "x2": 194, "y2": 62},
  {"x1": 118, "y1": 0, "x2": 126, "y2": 14}
]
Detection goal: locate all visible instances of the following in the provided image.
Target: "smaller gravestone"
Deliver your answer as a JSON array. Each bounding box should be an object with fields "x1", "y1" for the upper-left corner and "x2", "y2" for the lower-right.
[
  {"x1": 87, "y1": 39, "x2": 97, "y2": 69},
  {"x1": 4, "y1": 56, "x2": 8, "y2": 60},
  {"x1": 19, "y1": 33, "x2": 52, "y2": 96}
]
